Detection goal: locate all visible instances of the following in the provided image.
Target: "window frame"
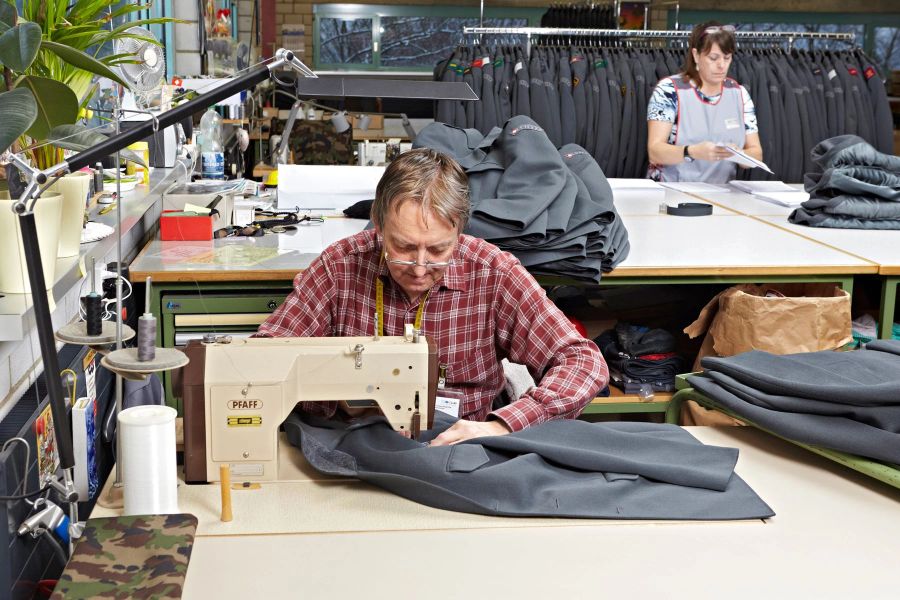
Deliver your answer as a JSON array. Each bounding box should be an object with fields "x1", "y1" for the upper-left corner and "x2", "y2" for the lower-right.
[
  {"x1": 669, "y1": 10, "x2": 900, "y2": 59},
  {"x1": 313, "y1": 4, "x2": 542, "y2": 71}
]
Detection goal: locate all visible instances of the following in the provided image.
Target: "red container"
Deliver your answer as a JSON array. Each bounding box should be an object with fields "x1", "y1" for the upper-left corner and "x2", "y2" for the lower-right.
[{"x1": 159, "y1": 210, "x2": 214, "y2": 241}]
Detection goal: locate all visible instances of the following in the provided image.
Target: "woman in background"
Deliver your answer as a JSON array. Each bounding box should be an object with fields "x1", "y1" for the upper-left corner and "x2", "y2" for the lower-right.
[{"x1": 646, "y1": 22, "x2": 763, "y2": 183}]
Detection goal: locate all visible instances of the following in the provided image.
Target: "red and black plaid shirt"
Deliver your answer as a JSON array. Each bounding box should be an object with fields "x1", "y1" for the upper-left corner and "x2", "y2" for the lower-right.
[{"x1": 257, "y1": 230, "x2": 607, "y2": 431}]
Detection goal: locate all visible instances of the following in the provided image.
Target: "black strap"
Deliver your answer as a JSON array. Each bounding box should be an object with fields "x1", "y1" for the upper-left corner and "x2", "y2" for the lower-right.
[{"x1": 665, "y1": 202, "x2": 713, "y2": 217}]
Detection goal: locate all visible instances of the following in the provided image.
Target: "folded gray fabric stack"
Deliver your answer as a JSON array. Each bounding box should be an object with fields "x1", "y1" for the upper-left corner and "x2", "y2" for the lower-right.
[
  {"x1": 688, "y1": 340, "x2": 900, "y2": 464},
  {"x1": 415, "y1": 115, "x2": 629, "y2": 282},
  {"x1": 789, "y1": 135, "x2": 900, "y2": 229},
  {"x1": 285, "y1": 411, "x2": 774, "y2": 520}
]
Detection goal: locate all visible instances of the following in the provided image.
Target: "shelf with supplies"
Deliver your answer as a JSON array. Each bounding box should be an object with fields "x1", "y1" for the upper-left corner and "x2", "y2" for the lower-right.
[{"x1": 582, "y1": 386, "x2": 674, "y2": 417}]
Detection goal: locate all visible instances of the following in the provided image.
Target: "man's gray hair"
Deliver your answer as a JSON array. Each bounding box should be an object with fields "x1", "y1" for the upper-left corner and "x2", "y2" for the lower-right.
[{"x1": 371, "y1": 148, "x2": 470, "y2": 231}]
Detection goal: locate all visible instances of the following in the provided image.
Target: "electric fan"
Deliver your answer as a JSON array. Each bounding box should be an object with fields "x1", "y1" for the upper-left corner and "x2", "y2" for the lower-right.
[{"x1": 114, "y1": 26, "x2": 166, "y2": 106}]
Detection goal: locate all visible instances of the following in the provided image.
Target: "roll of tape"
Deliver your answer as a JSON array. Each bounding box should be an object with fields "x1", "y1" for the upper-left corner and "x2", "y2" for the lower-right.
[{"x1": 664, "y1": 202, "x2": 713, "y2": 217}]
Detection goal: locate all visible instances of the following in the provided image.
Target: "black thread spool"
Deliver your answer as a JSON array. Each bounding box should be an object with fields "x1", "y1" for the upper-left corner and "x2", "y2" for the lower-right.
[
  {"x1": 137, "y1": 276, "x2": 156, "y2": 362},
  {"x1": 85, "y1": 257, "x2": 102, "y2": 336}
]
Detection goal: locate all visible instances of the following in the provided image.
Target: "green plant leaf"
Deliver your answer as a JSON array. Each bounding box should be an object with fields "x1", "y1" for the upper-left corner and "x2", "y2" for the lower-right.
[
  {"x1": 0, "y1": 87, "x2": 37, "y2": 152},
  {"x1": 0, "y1": 1, "x2": 16, "y2": 35},
  {"x1": 41, "y1": 40, "x2": 126, "y2": 86},
  {"x1": 0, "y1": 22, "x2": 42, "y2": 72},
  {"x1": 48, "y1": 123, "x2": 147, "y2": 167},
  {"x1": 15, "y1": 75, "x2": 79, "y2": 140}
]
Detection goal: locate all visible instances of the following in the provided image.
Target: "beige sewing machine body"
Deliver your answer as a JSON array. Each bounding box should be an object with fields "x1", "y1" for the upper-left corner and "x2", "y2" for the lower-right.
[{"x1": 182, "y1": 336, "x2": 437, "y2": 483}]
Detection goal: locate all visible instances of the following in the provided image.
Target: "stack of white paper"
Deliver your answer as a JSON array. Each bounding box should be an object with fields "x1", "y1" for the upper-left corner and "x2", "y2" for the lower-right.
[
  {"x1": 752, "y1": 191, "x2": 809, "y2": 207},
  {"x1": 659, "y1": 182, "x2": 731, "y2": 194},
  {"x1": 729, "y1": 180, "x2": 798, "y2": 194}
]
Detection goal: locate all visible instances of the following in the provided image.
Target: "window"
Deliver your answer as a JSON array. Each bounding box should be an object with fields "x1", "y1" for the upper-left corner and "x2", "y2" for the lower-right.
[
  {"x1": 672, "y1": 11, "x2": 900, "y2": 72},
  {"x1": 314, "y1": 5, "x2": 540, "y2": 71}
]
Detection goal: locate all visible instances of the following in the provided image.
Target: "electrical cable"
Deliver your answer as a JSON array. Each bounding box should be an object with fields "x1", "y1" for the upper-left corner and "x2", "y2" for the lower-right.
[
  {"x1": 40, "y1": 529, "x2": 69, "y2": 568},
  {"x1": 0, "y1": 485, "x2": 52, "y2": 502}
]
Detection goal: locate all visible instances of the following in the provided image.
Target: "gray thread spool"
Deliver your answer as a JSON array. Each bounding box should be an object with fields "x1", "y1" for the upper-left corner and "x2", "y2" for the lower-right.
[
  {"x1": 137, "y1": 276, "x2": 156, "y2": 361},
  {"x1": 85, "y1": 257, "x2": 103, "y2": 335}
]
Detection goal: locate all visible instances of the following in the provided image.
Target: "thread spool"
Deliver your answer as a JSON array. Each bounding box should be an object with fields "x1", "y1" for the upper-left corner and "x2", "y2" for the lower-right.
[
  {"x1": 84, "y1": 295, "x2": 103, "y2": 336},
  {"x1": 119, "y1": 405, "x2": 178, "y2": 516},
  {"x1": 85, "y1": 257, "x2": 102, "y2": 336},
  {"x1": 137, "y1": 276, "x2": 156, "y2": 361}
]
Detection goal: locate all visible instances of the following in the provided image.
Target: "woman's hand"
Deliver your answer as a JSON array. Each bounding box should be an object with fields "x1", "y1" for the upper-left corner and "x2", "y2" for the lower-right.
[
  {"x1": 686, "y1": 141, "x2": 732, "y2": 162},
  {"x1": 429, "y1": 419, "x2": 511, "y2": 446}
]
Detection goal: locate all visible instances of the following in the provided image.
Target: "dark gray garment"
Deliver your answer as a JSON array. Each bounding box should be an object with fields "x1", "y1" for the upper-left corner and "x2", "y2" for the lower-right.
[
  {"x1": 700, "y1": 341, "x2": 900, "y2": 406},
  {"x1": 860, "y1": 55, "x2": 894, "y2": 154},
  {"x1": 749, "y1": 57, "x2": 776, "y2": 181},
  {"x1": 592, "y1": 56, "x2": 615, "y2": 173},
  {"x1": 480, "y1": 57, "x2": 499, "y2": 134},
  {"x1": 463, "y1": 52, "x2": 476, "y2": 129},
  {"x1": 615, "y1": 57, "x2": 637, "y2": 178},
  {"x1": 805, "y1": 167, "x2": 900, "y2": 201},
  {"x1": 529, "y1": 51, "x2": 556, "y2": 145},
  {"x1": 472, "y1": 58, "x2": 485, "y2": 133},
  {"x1": 771, "y1": 57, "x2": 804, "y2": 182},
  {"x1": 602, "y1": 54, "x2": 623, "y2": 177},
  {"x1": 570, "y1": 49, "x2": 588, "y2": 148},
  {"x1": 788, "y1": 208, "x2": 900, "y2": 229},
  {"x1": 689, "y1": 364, "x2": 900, "y2": 465},
  {"x1": 810, "y1": 135, "x2": 900, "y2": 173},
  {"x1": 513, "y1": 46, "x2": 531, "y2": 118},
  {"x1": 802, "y1": 194, "x2": 900, "y2": 219},
  {"x1": 558, "y1": 53, "x2": 577, "y2": 146},
  {"x1": 283, "y1": 411, "x2": 774, "y2": 520}
]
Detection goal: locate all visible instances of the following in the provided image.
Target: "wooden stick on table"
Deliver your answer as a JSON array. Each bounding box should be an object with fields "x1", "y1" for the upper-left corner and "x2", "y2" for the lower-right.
[{"x1": 220, "y1": 465, "x2": 233, "y2": 522}]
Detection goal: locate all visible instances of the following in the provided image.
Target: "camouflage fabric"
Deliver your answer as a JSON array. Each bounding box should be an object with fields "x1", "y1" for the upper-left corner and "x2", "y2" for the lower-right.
[
  {"x1": 272, "y1": 118, "x2": 354, "y2": 165},
  {"x1": 51, "y1": 514, "x2": 198, "y2": 600}
]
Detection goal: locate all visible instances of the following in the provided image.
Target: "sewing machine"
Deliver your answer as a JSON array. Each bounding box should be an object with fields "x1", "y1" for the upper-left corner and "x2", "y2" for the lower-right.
[{"x1": 182, "y1": 335, "x2": 437, "y2": 483}]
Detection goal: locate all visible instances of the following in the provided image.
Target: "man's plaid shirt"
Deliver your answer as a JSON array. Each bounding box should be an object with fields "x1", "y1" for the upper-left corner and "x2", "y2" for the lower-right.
[{"x1": 257, "y1": 230, "x2": 607, "y2": 431}]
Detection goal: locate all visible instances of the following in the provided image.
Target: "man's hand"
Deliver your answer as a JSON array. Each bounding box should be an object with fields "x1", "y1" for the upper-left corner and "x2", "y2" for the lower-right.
[{"x1": 429, "y1": 419, "x2": 511, "y2": 446}]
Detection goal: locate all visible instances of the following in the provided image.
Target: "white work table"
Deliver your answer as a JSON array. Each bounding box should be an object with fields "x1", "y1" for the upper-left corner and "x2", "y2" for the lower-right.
[
  {"x1": 90, "y1": 426, "x2": 900, "y2": 599},
  {"x1": 693, "y1": 185, "x2": 804, "y2": 217},
  {"x1": 607, "y1": 213, "x2": 875, "y2": 278}
]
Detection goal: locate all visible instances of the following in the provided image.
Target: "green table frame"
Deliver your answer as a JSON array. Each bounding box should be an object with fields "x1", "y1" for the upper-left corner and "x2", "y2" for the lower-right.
[
  {"x1": 146, "y1": 272, "x2": 858, "y2": 414},
  {"x1": 880, "y1": 276, "x2": 899, "y2": 339},
  {"x1": 667, "y1": 375, "x2": 900, "y2": 490}
]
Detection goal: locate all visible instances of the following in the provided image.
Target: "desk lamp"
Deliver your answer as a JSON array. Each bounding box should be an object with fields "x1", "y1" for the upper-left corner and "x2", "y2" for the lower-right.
[{"x1": 3, "y1": 47, "x2": 476, "y2": 545}]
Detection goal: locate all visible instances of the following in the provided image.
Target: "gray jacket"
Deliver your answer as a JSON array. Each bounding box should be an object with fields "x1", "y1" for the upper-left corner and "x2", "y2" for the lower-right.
[{"x1": 284, "y1": 411, "x2": 774, "y2": 520}]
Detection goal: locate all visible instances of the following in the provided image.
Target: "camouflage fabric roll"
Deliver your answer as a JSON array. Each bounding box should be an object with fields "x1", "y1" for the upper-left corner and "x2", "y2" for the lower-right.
[
  {"x1": 271, "y1": 118, "x2": 354, "y2": 165},
  {"x1": 51, "y1": 513, "x2": 197, "y2": 600}
]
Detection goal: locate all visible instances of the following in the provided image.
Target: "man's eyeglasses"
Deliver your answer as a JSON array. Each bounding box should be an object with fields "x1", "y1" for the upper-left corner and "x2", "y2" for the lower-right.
[
  {"x1": 383, "y1": 251, "x2": 452, "y2": 270},
  {"x1": 703, "y1": 25, "x2": 736, "y2": 36}
]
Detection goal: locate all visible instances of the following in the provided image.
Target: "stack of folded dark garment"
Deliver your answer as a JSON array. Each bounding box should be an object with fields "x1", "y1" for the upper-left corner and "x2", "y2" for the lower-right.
[
  {"x1": 789, "y1": 135, "x2": 900, "y2": 229},
  {"x1": 595, "y1": 323, "x2": 685, "y2": 394},
  {"x1": 687, "y1": 340, "x2": 900, "y2": 464},
  {"x1": 415, "y1": 115, "x2": 629, "y2": 283}
]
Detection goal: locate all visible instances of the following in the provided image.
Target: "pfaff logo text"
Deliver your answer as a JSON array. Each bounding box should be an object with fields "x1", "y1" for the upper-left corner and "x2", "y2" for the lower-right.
[{"x1": 228, "y1": 399, "x2": 263, "y2": 410}]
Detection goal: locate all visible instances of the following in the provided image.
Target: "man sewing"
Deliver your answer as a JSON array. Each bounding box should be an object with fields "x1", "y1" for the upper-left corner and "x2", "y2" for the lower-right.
[{"x1": 256, "y1": 148, "x2": 608, "y2": 445}]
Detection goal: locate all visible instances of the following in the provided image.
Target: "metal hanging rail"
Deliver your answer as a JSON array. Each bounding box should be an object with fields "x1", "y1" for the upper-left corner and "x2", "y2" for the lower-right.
[{"x1": 462, "y1": 27, "x2": 856, "y2": 42}]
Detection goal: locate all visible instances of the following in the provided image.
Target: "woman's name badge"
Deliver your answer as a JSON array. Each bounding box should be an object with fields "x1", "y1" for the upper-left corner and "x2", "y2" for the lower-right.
[{"x1": 724, "y1": 118, "x2": 740, "y2": 130}]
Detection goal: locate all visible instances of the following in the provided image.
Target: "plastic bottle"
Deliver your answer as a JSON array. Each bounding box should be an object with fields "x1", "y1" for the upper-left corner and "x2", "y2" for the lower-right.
[{"x1": 199, "y1": 109, "x2": 224, "y2": 179}]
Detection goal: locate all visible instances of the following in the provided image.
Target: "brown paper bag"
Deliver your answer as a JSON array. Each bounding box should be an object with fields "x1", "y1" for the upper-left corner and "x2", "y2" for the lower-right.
[{"x1": 684, "y1": 283, "x2": 852, "y2": 371}]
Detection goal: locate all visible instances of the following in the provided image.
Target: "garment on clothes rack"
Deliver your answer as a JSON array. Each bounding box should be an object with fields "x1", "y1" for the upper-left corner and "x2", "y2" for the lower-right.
[
  {"x1": 434, "y1": 43, "x2": 891, "y2": 182},
  {"x1": 414, "y1": 115, "x2": 630, "y2": 283},
  {"x1": 688, "y1": 340, "x2": 900, "y2": 465},
  {"x1": 284, "y1": 410, "x2": 774, "y2": 520},
  {"x1": 789, "y1": 135, "x2": 900, "y2": 229}
]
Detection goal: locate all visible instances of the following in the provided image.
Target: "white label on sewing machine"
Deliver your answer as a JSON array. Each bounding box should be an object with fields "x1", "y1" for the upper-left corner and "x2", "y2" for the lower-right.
[
  {"x1": 230, "y1": 463, "x2": 264, "y2": 477},
  {"x1": 228, "y1": 399, "x2": 264, "y2": 410},
  {"x1": 435, "y1": 396, "x2": 460, "y2": 418}
]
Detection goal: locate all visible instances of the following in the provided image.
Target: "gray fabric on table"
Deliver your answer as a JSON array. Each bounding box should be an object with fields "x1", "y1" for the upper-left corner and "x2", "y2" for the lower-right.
[
  {"x1": 284, "y1": 411, "x2": 774, "y2": 520},
  {"x1": 415, "y1": 116, "x2": 629, "y2": 282},
  {"x1": 688, "y1": 340, "x2": 900, "y2": 464}
]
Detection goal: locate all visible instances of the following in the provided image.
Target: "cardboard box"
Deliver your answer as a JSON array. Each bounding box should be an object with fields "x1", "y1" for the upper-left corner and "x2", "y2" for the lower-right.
[
  {"x1": 160, "y1": 210, "x2": 214, "y2": 241},
  {"x1": 163, "y1": 182, "x2": 235, "y2": 231}
]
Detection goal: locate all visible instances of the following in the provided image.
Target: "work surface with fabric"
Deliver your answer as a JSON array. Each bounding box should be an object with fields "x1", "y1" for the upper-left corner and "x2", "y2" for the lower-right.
[
  {"x1": 284, "y1": 411, "x2": 773, "y2": 521},
  {"x1": 51, "y1": 514, "x2": 197, "y2": 600},
  {"x1": 689, "y1": 340, "x2": 900, "y2": 465}
]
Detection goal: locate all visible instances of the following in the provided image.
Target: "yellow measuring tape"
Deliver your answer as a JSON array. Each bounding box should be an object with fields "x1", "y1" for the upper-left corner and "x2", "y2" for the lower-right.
[{"x1": 375, "y1": 276, "x2": 428, "y2": 337}]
